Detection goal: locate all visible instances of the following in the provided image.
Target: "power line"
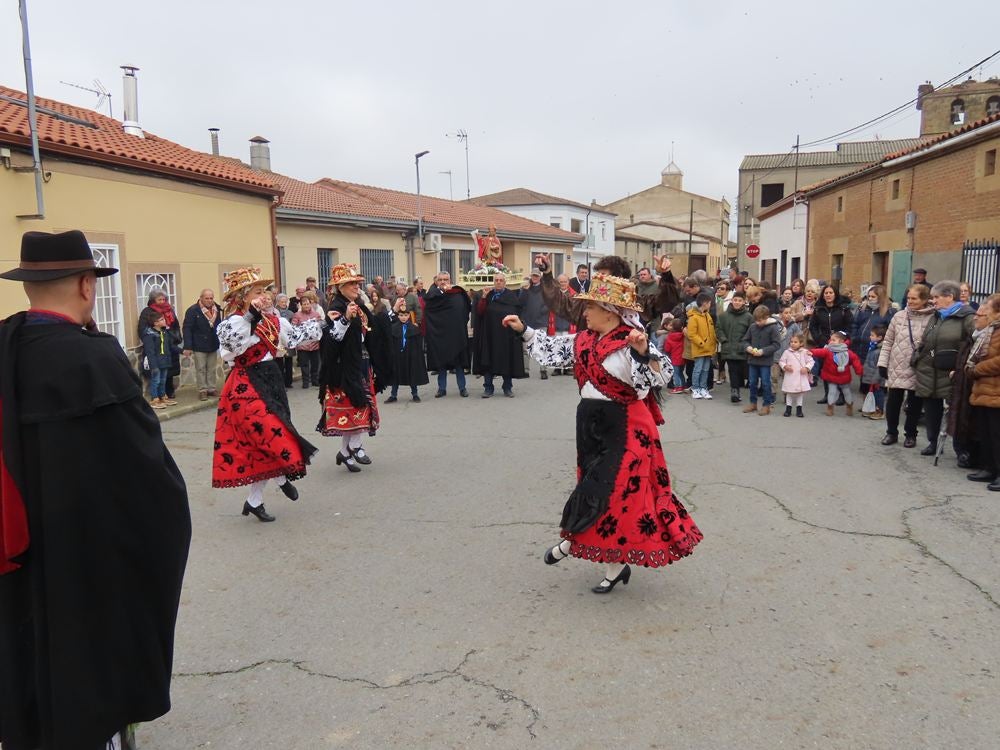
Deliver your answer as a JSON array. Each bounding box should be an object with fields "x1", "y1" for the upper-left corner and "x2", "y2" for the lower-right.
[{"x1": 799, "y1": 47, "x2": 1000, "y2": 148}]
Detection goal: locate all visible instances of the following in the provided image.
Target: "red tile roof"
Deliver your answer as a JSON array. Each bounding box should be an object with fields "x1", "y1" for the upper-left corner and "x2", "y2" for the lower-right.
[
  {"x1": 0, "y1": 85, "x2": 278, "y2": 195},
  {"x1": 317, "y1": 180, "x2": 583, "y2": 243},
  {"x1": 270, "y1": 172, "x2": 414, "y2": 221}
]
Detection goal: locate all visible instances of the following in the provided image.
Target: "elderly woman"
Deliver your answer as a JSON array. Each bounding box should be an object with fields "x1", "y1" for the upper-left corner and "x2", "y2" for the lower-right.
[
  {"x1": 965, "y1": 294, "x2": 1000, "y2": 490},
  {"x1": 213, "y1": 268, "x2": 321, "y2": 522},
  {"x1": 959, "y1": 281, "x2": 980, "y2": 312},
  {"x1": 877, "y1": 284, "x2": 936, "y2": 447},
  {"x1": 504, "y1": 269, "x2": 702, "y2": 594},
  {"x1": 318, "y1": 264, "x2": 391, "y2": 472},
  {"x1": 912, "y1": 280, "x2": 976, "y2": 455}
]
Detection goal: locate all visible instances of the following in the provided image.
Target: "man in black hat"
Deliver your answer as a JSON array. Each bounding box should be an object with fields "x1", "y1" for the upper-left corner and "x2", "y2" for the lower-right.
[
  {"x1": 913, "y1": 267, "x2": 932, "y2": 289},
  {"x1": 0, "y1": 231, "x2": 191, "y2": 750}
]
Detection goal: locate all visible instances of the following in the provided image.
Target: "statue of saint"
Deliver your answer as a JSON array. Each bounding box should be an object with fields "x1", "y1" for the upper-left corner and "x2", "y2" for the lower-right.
[{"x1": 472, "y1": 223, "x2": 503, "y2": 266}]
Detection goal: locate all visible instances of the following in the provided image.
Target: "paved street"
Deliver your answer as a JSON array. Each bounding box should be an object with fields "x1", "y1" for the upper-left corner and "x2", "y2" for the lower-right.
[{"x1": 146, "y1": 375, "x2": 1000, "y2": 749}]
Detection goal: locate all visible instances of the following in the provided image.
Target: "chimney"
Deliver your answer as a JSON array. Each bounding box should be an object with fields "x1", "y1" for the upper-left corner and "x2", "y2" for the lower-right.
[
  {"x1": 916, "y1": 81, "x2": 934, "y2": 111},
  {"x1": 249, "y1": 136, "x2": 271, "y2": 171},
  {"x1": 121, "y1": 65, "x2": 143, "y2": 138},
  {"x1": 209, "y1": 128, "x2": 220, "y2": 156}
]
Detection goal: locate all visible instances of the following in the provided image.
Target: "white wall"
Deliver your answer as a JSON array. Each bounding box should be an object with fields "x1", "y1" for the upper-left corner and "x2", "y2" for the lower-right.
[
  {"x1": 758, "y1": 202, "x2": 808, "y2": 287},
  {"x1": 493, "y1": 204, "x2": 616, "y2": 257}
]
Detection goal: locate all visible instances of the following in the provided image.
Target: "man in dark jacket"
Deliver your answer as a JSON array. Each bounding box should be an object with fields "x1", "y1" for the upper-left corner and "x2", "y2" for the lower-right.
[
  {"x1": 182, "y1": 288, "x2": 223, "y2": 400},
  {"x1": 474, "y1": 274, "x2": 526, "y2": 397},
  {"x1": 0, "y1": 231, "x2": 190, "y2": 750},
  {"x1": 519, "y1": 270, "x2": 549, "y2": 378},
  {"x1": 423, "y1": 272, "x2": 471, "y2": 397}
]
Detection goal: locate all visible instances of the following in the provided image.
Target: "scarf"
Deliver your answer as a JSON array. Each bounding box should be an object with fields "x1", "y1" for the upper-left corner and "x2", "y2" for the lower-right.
[
  {"x1": 967, "y1": 320, "x2": 998, "y2": 371},
  {"x1": 201, "y1": 303, "x2": 218, "y2": 325},
  {"x1": 150, "y1": 301, "x2": 176, "y2": 328},
  {"x1": 828, "y1": 342, "x2": 850, "y2": 372},
  {"x1": 938, "y1": 301, "x2": 964, "y2": 319}
]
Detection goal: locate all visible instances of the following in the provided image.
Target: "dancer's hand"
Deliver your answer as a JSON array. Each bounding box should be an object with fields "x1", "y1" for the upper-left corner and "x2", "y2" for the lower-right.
[
  {"x1": 654, "y1": 255, "x2": 672, "y2": 274},
  {"x1": 534, "y1": 253, "x2": 550, "y2": 272},
  {"x1": 345, "y1": 302, "x2": 359, "y2": 320},
  {"x1": 627, "y1": 329, "x2": 649, "y2": 355},
  {"x1": 503, "y1": 315, "x2": 524, "y2": 333}
]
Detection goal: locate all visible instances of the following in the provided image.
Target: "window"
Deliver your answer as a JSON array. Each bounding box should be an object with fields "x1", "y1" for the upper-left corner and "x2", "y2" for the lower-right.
[
  {"x1": 459, "y1": 248, "x2": 475, "y2": 272},
  {"x1": 553, "y1": 254, "x2": 565, "y2": 276},
  {"x1": 135, "y1": 272, "x2": 177, "y2": 313},
  {"x1": 987, "y1": 96, "x2": 1000, "y2": 117},
  {"x1": 439, "y1": 249, "x2": 456, "y2": 278},
  {"x1": 359, "y1": 248, "x2": 393, "y2": 281},
  {"x1": 760, "y1": 183, "x2": 785, "y2": 208},
  {"x1": 317, "y1": 248, "x2": 336, "y2": 286},
  {"x1": 837, "y1": 196, "x2": 844, "y2": 213},
  {"x1": 600, "y1": 222, "x2": 607, "y2": 241},
  {"x1": 951, "y1": 99, "x2": 966, "y2": 125},
  {"x1": 90, "y1": 244, "x2": 125, "y2": 347},
  {"x1": 570, "y1": 218, "x2": 583, "y2": 234},
  {"x1": 891, "y1": 179, "x2": 900, "y2": 200},
  {"x1": 549, "y1": 217, "x2": 562, "y2": 229},
  {"x1": 986, "y1": 149, "x2": 997, "y2": 177}
]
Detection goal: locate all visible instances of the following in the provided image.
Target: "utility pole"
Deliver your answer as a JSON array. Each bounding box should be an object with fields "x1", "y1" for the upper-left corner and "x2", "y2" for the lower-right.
[
  {"x1": 447, "y1": 130, "x2": 470, "y2": 199},
  {"x1": 687, "y1": 199, "x2": 694, "y2": 261},
  {"x1": 17, "y1": 0, "x2": 45, "y2": 219},
  {"x1": 793, "y1": 134, "x2": 800, "y2": 193}
]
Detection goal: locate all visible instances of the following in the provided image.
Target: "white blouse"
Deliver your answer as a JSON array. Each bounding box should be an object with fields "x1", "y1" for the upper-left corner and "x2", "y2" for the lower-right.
[
  {"x1": 522, "y1": 328, "x2": 670, "y2": 400},
  {"x1": 218, "y1": 313, "x2": 322, "y2": 364}
]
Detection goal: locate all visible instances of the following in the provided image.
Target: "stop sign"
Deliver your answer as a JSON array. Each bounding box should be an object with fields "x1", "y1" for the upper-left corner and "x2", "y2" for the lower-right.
[{"x1": 746, "y1": 244, "x2": 761, "y2": 259}]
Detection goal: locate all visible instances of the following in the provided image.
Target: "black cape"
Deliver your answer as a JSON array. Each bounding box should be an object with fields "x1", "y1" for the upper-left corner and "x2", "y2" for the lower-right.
[
  {"x1": 422, "y1": 285, "x2": 471, "y2": 371},
  {"x1": 319, "y1": 295, "x2": 392, "y2": 408},
  {"x1": 473, "y1": 289, "x2": 527, "y2": 378},
  {"x1": 0, "y1": 314, "x2": 191, "y2": 750},
  {"x1": 390, "y1": 320, "x2": 429, "y2": 387}
]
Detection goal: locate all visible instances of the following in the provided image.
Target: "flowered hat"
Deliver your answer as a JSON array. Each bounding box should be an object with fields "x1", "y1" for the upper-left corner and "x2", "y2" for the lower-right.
[
  {"x1": 222, "y1": 266, "x2": 274, "y2": 300},
  {"x1": 574, "y1": 272, "x2": 643, "y2": 312},
  {"x1": 328, "y1": 263, "x2": 365, "y2": 288}
]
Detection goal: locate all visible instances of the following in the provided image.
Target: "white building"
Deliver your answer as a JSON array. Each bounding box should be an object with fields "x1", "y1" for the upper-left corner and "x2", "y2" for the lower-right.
[
  {"x1": 756, "y1": 192, "x2": 808, "y2": 289},
  {"x1": 469, "y1": 188, "x2": 616, "y2": 275}
]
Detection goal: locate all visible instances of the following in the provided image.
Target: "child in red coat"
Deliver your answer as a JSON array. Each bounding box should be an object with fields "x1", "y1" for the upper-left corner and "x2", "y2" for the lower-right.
[
  {"x1": 663, "y1": 318, "x2": 687, "y2": 394},
  {"x1": 811, "y1": 330, "x2": 863, "y2": 416}
]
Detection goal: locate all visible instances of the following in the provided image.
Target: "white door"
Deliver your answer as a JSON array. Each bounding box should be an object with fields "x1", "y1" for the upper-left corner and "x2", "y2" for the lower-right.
[{"x1": 88, "y1": 244, "x2": 126, "y2": 348}]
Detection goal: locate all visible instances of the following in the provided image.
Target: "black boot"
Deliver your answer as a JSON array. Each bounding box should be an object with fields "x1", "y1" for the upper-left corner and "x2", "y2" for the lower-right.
[
  {"x1": 817, "y1": 382, "x2": 829, "y2": 404},
  {"x1": 783, "y1": 405, "x2": 792, "y2": 417},
  {"x1": 730, "y1": 388, "x2": 740, "y2": 403},
  {"x1": 796, "y1": 406, "x2": 804, "y2": 418},
  {"x1": 242, "y1": 501, "x2": 275, "y2": 522}
]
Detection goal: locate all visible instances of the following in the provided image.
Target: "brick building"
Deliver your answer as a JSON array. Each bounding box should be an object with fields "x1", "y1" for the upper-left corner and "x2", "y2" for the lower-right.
[{"x1": 805, "y1": 114, "x2": 1000, "y2": 302}]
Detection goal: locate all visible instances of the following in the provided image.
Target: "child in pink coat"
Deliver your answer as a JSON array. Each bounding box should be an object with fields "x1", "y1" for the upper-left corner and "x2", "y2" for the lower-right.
[{"x1": 778, "y1": 332, "x2": 814, "y2": 417}]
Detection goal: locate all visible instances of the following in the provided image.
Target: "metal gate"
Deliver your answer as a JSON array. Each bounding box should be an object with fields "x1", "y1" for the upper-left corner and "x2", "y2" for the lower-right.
[{"x1": 961, "y1": 239, "x2": 1000, "y2": 305}]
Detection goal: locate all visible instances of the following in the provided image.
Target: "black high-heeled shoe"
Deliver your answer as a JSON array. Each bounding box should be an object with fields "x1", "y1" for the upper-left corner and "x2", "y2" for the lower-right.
[
  {"x1": 336, "y1": 452, "x2": 361, "y2": 472},
  {"x1": 351, "y1": 447, "x2": 372, "y2": 465},
  {"x1": 242, "y1": 501, "x2": 275, "y2": 522},
  {"x1": 278, "y1": 479, "x2": 298, "y2": 501},
  {"x1": 592, "y1": 564, "x2": 631, "y2": 594},
  {"x1": 544, "y1": 543, "x2": 570, "y2": 565}
]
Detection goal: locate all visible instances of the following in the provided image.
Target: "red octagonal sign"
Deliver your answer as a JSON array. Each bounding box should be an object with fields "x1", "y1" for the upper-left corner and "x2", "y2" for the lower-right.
[{"x1": 745, "y1": 244, "x2": 761, "y2": 259}]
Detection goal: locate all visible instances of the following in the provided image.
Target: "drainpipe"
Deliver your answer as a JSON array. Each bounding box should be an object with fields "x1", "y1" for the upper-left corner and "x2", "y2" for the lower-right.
[{"x1": 18, "y1": 0, "x2": 44, "y2": 219}]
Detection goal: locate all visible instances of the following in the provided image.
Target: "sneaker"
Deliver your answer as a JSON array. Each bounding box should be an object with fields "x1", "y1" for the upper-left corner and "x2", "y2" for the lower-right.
[
  {"x1": 702, "y1": 390, "x2": 713, "y2": 400},
  {"x1": 161, "y1": 396, "x2": 178, "y2": 406},
  {"x1": 150, "y1": 398, "x2": 166, "y2": 410},
  {"x1": 691, "y1": 389, "x2": 704, "y2": 399},
  {"x1": 669, "y1": 386, "x2": 686, "y2": 394}
]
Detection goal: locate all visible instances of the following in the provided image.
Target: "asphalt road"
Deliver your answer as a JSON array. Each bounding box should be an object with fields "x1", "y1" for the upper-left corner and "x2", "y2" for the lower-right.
[{"x1": 145, "y1": 372, "x2": 1000, "y2": 749}]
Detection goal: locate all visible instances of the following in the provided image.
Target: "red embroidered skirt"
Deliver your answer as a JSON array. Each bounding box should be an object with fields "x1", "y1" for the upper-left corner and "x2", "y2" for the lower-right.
[
  {"x1": 212, "y1": 363, "x2": 313, "y2": 488},
  {"x1": 318, "y1": 377, "x2": 380, "y2": 437},
  {"x1": 562, "y1": 398, "x2": 702, "y2": 568}
]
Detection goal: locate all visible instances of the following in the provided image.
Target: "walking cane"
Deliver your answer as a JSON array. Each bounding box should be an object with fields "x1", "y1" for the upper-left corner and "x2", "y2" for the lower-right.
[{"x1": 934, "y1": 398, "x2": 950, "y2": 467}]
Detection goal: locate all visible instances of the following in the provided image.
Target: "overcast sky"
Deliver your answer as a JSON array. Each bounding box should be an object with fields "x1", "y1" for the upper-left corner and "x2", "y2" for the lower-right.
[{"x1": 3, "y1": 0, "x2": 999, "y2": 210}]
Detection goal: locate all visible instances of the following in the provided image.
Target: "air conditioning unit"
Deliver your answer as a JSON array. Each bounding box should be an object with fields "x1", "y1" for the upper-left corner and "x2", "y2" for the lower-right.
[
  {"x1": 905, "y1": 211, "x2": 917, "y2": 230},
  {"x1": 421, "y1": 233, "x2": 442, "y2": 253}
]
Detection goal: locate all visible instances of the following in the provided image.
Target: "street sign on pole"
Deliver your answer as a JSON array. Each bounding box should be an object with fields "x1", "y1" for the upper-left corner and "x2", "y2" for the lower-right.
[{"x1": 746, "y1": 244, "x2": 761, "y2": 259}]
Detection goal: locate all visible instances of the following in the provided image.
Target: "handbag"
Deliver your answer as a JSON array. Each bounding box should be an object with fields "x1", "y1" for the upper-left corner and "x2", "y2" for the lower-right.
[
  {"x1": 862, "y1": 390, "x2": 877, "y2": 414},
  {"x1": 931, "y1": 348, "x2": 958, "y2": 371}
]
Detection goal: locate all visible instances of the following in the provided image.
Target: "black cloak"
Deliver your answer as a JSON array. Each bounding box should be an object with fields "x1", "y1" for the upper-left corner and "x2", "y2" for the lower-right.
[
  {"x1": 472, "y1": 288, "x2": 527, "y2": 378},
  {"x1": 390, "y1": 319, "x2": 430, "y2": 387},
  {"x1": 319, "y1": 294, "x2": 392, "y2": 408},
  {"x1": 422, "y1": 285, "x2": 471, "y2": 372},
  {"x1": 0, "y1": 313, "x2": 191, "y2": 750}
]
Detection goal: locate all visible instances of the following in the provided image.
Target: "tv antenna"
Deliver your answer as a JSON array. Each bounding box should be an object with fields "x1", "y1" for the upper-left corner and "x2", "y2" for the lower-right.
[{"x1": 60, "y1": 79, "x2": 112, "y2": 118}]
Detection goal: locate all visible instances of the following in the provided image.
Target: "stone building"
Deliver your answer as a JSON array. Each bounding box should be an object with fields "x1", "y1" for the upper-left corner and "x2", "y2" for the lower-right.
[{"x1": 918, "y1": 78, "x2": 1000, "y2": 137}]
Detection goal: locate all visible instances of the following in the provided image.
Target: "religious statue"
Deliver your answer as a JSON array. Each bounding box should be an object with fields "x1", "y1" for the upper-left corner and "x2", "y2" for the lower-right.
[{"x1": 471, "y1": 223, "x2": 503, "y2": 266}]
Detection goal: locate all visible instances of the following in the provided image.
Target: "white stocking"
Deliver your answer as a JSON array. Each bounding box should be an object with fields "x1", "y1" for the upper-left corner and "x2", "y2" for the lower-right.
[{"x1": 246, "y1": 480, "x2": 266, "y2": 509}]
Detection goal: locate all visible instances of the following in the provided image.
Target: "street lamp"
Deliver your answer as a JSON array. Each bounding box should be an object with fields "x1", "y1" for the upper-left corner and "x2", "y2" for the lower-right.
[{"x1": 411, "y1": 150, "x2": 429, "y2": 283}]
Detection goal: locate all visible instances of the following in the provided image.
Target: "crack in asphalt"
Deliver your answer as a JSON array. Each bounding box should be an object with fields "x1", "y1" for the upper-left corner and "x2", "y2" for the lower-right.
[
  {"x1": 175, "y1": 649, "x2": 541, "y2": 739},
  {"x1": 698, "y1": 481, "x2": 999, "y2": 611}
]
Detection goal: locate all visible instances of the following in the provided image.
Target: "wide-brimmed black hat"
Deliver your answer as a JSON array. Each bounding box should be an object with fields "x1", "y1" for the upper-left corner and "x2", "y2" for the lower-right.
[{"x1": 0, "y1": 230, "x2": 118, "y2": 282}]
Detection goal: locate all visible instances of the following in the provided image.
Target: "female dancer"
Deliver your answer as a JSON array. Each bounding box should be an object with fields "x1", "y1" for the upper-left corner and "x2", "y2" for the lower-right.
[
  {"x1": 318, "y1": 264, "x2": 390, "y2": 472},
  {"x1": 504, "y1": 269, "x2": 702, "y2": 593},
  {"x1": 213, "y1": 267, "x2": 321, "y2": 522}
]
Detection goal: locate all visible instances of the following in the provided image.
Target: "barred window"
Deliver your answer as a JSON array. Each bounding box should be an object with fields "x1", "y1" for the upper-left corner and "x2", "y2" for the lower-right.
[
  {"x1": 359, "y1": 248, "x2": 394, "y2": 281},
  {"x1": 136, "y1": 272, "x2": 177, "y2": 312}
]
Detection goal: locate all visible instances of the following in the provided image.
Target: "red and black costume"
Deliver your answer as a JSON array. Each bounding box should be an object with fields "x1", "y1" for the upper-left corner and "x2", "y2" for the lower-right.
[{"x1": 212, "y1": 307, "x2": 319, "y2": 488}]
